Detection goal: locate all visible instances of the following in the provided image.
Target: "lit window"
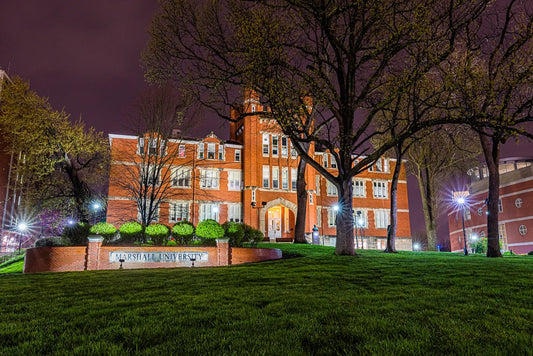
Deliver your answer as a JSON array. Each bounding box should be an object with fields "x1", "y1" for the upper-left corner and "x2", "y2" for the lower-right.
[
  {"x1": 169, "y1": 202, "x2": 189, "y2": 222},
  {"x1": 207, "y1": 143, "x2": 216, "y2": 159},
  {"x1": 272, "y1": 166, "x2": 279, "y2": 189},
  {"x1": 515, "y1": 198, "x2": 523, "y2": 208},
  {"x1": 281, "y1": 137, "x2": 288, "y2": 157},
  {"x1": 178, "y1": 145, "x2": 185, "y2": 158},
  {"x1": 328, "y1": 208, "x2": 336, "y2": 227},
  {"x1": 327, "y1": 181, "x2": 338, "y2": 196},
  {"x1": 171, "y1": 167, "x2": 191, "y2": 188},
  {"x1": 200, "y1": 169, "x2": 219, "y2": 189},
  {"x1": 374, "y1": 210, "x2": 389, "y2": 229},
  {"x1": 262, "y1": 134, "x2": 269, "y2": 156},
  {"x1": 519, "y1": 225, "x2": 527, "y2": 236},
  {"x1": 282, "y1": 167, "x2": 289, "y2": 190},
  {"x1": 235, "y1": 150, "x2": 241, "y2": 162},
  {"x1": 353, "y1": 179, "x2": 366, "y2": 197},
  {"x1": 263, "y1": 166, "x2": 270, "y2": 188},
  {"x1": 198, "y1": 143, "x2": 204, "y2": 159},
  {"x1": 228, "y1": 204, "x2": 243, "y2": 223},
  {"x1": 228, "y1": 171, "x2": 242, "y2": 191},
  {"x1": 272, "y1": 136, "x2": 279, "y2": 156},
  {"x1": 199, "y1": 203, "x2": 219, "y2": 221},
  {"x1": 373, "y1": 181, "x2": 388, "y2": 199},
  {"x1": 284, "y1": 208, "x2": 290, "y2": 232}
]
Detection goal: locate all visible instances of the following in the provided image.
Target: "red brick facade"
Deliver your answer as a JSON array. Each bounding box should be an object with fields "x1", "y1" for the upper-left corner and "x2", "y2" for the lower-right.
[
  {"x1": 448, "y1": 162, "x2": 533, "y2": 255},
  {"x1": 106, "y1": 91, "x2": 411, "y2": 249}
]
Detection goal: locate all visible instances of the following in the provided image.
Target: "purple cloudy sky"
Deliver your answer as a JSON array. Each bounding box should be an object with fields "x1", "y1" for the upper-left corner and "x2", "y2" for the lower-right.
[{"x1": 1, "y1": 1, "x2": 531, "y2": 247}]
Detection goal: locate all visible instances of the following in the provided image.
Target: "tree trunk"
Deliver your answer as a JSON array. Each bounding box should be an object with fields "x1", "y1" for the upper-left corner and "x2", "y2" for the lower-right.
[
  {"x1": 335, "y1": 178, "x2": 355, "y2": 255},
  {"x1": 294, "y1": 158, "x2": 308, "y2": 243},
  {"x1": 62, "y1": 158, "x2": 91, "y2": 223},
  {"x1": 480, "y1": 134, "x2": 502, "y2": 257},
  {"x1": 416, "y1": 166, "x2": 437, "y2": 251},
  {"x1": 385, "y1": 148, "x2": 402, "y2": 253}
]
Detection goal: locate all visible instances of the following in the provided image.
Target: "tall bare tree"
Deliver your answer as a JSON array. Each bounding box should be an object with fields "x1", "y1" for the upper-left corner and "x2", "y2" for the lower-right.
[
  {"x1": 444, "y1": 0, "x2": 533, "y2": 256},
  {"x1": 143, "y1": 0, "x2": 489, "y2": 255}
]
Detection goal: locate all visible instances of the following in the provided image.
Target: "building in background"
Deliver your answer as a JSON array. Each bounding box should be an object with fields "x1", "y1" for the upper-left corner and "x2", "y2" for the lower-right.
[
  {"x1": 448, "y1": 158, "x2": 533, "y2": 254},
  {"x1": 106, "y1": 91, "x2": 412, "y2": 249}
]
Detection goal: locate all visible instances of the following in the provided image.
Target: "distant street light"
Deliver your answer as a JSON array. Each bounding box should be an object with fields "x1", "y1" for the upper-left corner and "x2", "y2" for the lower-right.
[
  {"x1": 413, "y1": 242, "x2": 420, "y2": 251},
  {"x1": 17, "y1": 222, "x2": 28, "y2": 252},
  {"x1": 455, "y1": 195, "x2": 469, "y2": 256}
]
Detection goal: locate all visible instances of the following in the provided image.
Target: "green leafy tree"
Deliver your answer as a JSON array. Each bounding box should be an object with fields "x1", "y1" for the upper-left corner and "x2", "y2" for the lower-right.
[{"x1": 144, "y1": 0, "x2": 489, "y2": 255}]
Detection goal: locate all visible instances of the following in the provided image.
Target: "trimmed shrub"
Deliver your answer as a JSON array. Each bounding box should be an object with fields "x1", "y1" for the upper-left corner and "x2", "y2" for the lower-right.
[
  {"x1": 196, "y1": 220, "x2": 224, "y2": 242},
  {"x1": 242, "y1": 224, "x2": 264, "y2": 247},
  {"x1": 172, "y1": 221, "x2": 195, "y2": 245},
  {"x1": 35, "y1": 237, "x2": 71, "y2": 247},
  {"x1": 62, "y1": 222, "x2": 91, "y2": 246},
  {"x1": 528, "y1": 251, "x2": 533, "y2": 256},
  {"x1": 90, "y1": 222, "x2": 117, "y2": 243},
  {"x1": 119, "y1": 222, "x2": 143, "y2": 243},
  {"x1": 223, "y1": 221, "x2": 245, "y2": 247},
  {"x1": 145, "y1": 224, "x2": 170, "y2": 245}
]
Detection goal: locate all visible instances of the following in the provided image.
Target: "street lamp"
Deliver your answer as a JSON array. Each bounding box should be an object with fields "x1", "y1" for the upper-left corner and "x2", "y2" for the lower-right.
[
  {"x1": 413, "y1": 242, "x2": 420, "y2": 251},
  {"x1": 455, "y1": 195, "x2": 469, "y2": 256},
  {"x1": 17, "y1": 222, "x2": 28, "y2": 252},
  {"x1": 92, "y1": 202, "x2": 101, "y2": 224}
]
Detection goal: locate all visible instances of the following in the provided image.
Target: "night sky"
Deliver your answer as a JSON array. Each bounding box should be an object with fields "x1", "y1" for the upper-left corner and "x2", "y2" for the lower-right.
[{"x1": 1, "y1": 1, "x2": 532, "y2": 246}]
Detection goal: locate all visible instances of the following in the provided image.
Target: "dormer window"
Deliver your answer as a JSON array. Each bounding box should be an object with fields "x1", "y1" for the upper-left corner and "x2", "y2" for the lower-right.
[{"x1": 207, "y1": 143, "x2": 216, "y2": 159}]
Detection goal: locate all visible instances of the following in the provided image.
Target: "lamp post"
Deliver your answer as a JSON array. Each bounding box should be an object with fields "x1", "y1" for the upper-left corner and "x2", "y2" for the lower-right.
[
  {"x1": 17, "y1": 222, "x2": 28, "y2": 253},
  {"x1": 92, "y1": 203, "x2": 101, "y2": 224},
  {"x1": 357, "y1": 217, "x2": 364, "y2": 249},
  {"x1": 456, "y1": 196, "x2": 469, "y2": 256}
]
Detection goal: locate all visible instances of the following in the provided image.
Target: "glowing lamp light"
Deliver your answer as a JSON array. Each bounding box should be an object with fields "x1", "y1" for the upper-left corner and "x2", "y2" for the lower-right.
[
  {"x1": 333, "y1": 205, "x2": 339, "y2": 211},
  {"x1": 456, "y1": 197, "x2": 465, "y2": 205},
  {"x1": 357, "y1": 218, "x2": 364, "y2": 226},
  {"x1": 413, "y1": 243, "x2": 420, "y2": 251},
  {"x1": 18, "y1": 222, "x2": 28, "y2": 232},
  {"x1": 471, "y1": 234, "x2": 478, "y2": 241},
  {"x1": 68, "y1": 219, "x2": 75, "y2": 225},
  {"x1": 213, "y1": 206, "x2": 219, "y2": 213},
  {"x1": 93, "y1": 203, "x2": 101, "y2": 210}
]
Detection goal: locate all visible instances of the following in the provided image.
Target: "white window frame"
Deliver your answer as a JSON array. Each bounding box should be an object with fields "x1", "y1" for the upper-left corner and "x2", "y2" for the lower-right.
[
  {"x1": 327, "y1": 208, "x2": 336, "y2": 227},
  {"x1": 171, "y1": 167, "x2": 191, "y2": 188},
  {"x1": 291, "y1": 168, "x2": 297, "y2": 191},
  {"x1": 207, "y1": 143, "x2": 216, "y2": 159},
  {"x1": 498, "y1": 198, "x2": 503, "y2": 213},
  {"x1": 199, "y1": 203, "x2": 219, "y2": 222},
  {"x1": 374, "y1": 209, "x2": 389, "y2": 229},
  {"x1": 272, "y1": 166, "x2": 279, "y2": 189},
  {"x1": 353, "y1": 179, "x2": 366, "y2": 198},
  {"x1": 353, "y1": 210, "x2": 368, "y2": 228},
  {"x1": 465, "y1": 208, "x2": 471, "y2": 221},
  {"x1": 262, "y1": 134, "x2": 269, "y2": 156},
  {"x1": 262, "y1": 166, "x2": 270, "y2": 188},
  {"x1": 272, "y1": 135, "x2": 279, "y2": 156},
  {"x1": 282, "y1": 167, "x2": 289, "y2": 190},
  {"x1": 281, "y1": 137, "x2": 288, "y2": 157},
  {"x1": 309, "y1": 191, "x2": 314, "y2": 205},
  {"x1": 227, "y1": 170, "x2": 242, "y2": 191},
  {"x1": 315, "y1": 175, "x2": 320, "y2": 195},
  {"x1": 169, "y1": 201, "x2": 190, "y2": 223},
  {"x1": 235, "y1": 149, "x2": 241, "y2": 162},
  {"x1": 200, "y1": 168, "x2": 219, "y2": 189},
  {"x1": 316, "y1": 207, "x2": 322, "y2": 227},
  {"x1": 197, "y1": 143, "x2": 204, "y2": 159},
  {"x1": 327, "y1": 181, "x2": 338, "y2": 196},
  {"x1": 330, "y1": 154, "x2": 337, "y2": 169},
  {"x1": 228, "y1": 204, "x2": 243, "y2": 223},
  {"x1": 178, "y1": 145, "x2": 186, "y2": 158},
  {"x1": 372, "y1": 180, "x2": 388, "y2": 199}
]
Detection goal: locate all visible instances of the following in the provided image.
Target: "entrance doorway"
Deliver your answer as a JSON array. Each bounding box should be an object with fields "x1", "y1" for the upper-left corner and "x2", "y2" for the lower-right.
[{"x1": 267, "y1": 207, "x2": 282, "y2": 240}]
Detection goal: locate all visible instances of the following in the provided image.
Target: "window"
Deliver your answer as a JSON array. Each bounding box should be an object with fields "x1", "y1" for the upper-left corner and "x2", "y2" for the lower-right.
[
  {"x1": 207, "y1": 143, "x2": 216, "y2": 159},
  {"x1": 281, "y1": 137, "x2": 288, "y2": 157},
  {"x1": 200, "y1": 169, "x2": 219, "y2": 189},
  {"x1": 262, "y1": 166, "x2": 270, "y2": 188},
  {"x1": 228, "y1": 204, "x2": 243, "y2": 223},
  {"x1": 383, "y1": 159, "x2": 389, "y2": 173},
  {"x1": 515, "y1": 198, "x2": 523, "y2": 208},
  {"x1": 228, "y1": 171, "x2": 242, "y2": 191},
  {"x1": 370, "y1": 159, "x2": 383, "y2": 172},
  {"x1": 169, "y1": 202, "x2": 189, "y2": 222},
  {"x1": 199, "y1": 203, "x2": 219, "y2": 221},
  {"x1": 315, "y1": 175, "x2": 320, "y2": 194},
  {"x1": 284, "y1": 208, "x2": 290, "y2": 232},
  {"x1": 235, "y1": 150, "x2": 241, "y2": 162},
  {"x1": 148, "y1": 138, "x2": 159, "y2": 155},
  {"x1": 309, "y1": 191, "x2": 314, "y2": 205},
  {"x1": 373, "y1": 181, "x2": 388, "y2": 199},
  {"x1": 218, "y1": 145, "x2": 224, "y2": 160},
  {"x1": 478, "y1": 207, "x2": 483, "y2": 216},
  {"x1": 272, "y1": 136, "x2": 279, "y2": 156},
  {"x1": 519, "y1": 225, "x2": 527, "y2": 236},
  {"x1": 138, "y1": 203, "x2": 159, "y2": 224},
  {"x1": 327, "y1": 181, "x2": 338, "y2": 196},
  {"x1": 353, "y1": 210, "x2": 367, "y2": 228},
  {"x1": 465, "y1": 208, "x2": 471, "y2": 221},
  {"x1": 323, "y1": 155, "x2": 329, "y2": 168},
  {"x1": 498, "y1": 198, "x2": 503, "y2": 213},
  {"x1": 328, "y1": 208, "x2": 337, "y2": 227},
  {"x1": 172, "y1": 167, "x2": 191, "y2": 188},
  {"x1": 316, "y1": 207, "x2": 322, "y2": 227},
  {"x1": 330, "y1": 154, "x2": 337, "y2": 169},
  {"x1": 374, "y1": 210, "x2": 389, "y2": 229},
  {"x1": 179, "y1": 145, "x2": 185, "y2": 158},
  {"x1": 291, "y1": 168, "x2": 297, "y2": 191},
  {"x1": 272, "y1": 166, "x2": 279, "y2": 189},
  {"x1": 353, "y1": 179, "x2": 366, "y2": 198},
  {"x1": 138, "y1": 138, "x2": 145, "y2": 154},
  {"x1": 498, "y1": 223, "x2": 508, "y2": 250},
  {"x1": 290, "y1": 142, "x2": 297, "y2": 158},
  {"x1": 198, "y1": 143, "x2": 204, "y2": 159},
  {"x1": 142, "y1": 164, "x2": 160, "y2": 186},
  {"x1": 251, "y1": 104, "x2": 256, "y2": 112},
  {"x1": 262, "y1": 134, "x2": 269, "y2": 156},
  {"x1": 282, "y1": 167, "x2": 289, "y2": 190},
  {"x1": 251, "y1": 189, "x2": 256, "y2": 202}
]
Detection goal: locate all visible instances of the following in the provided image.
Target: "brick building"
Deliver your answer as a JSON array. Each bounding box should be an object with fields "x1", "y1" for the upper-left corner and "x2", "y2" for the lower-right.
[
  {"x1": 448, "y1": 158, "x2": 533, "y2": 254},
  {"x1": 106, "y1": 91, "x2": 412, "y2": 249}
]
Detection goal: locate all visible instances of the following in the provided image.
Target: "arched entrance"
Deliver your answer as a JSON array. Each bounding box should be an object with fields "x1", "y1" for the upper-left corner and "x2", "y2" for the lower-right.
[{"x1": 260, "y1": 198, "x2": 297, "y2": 241}]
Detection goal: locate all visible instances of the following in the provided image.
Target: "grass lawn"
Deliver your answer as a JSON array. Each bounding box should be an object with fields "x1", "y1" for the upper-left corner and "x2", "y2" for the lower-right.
[{"x1": 0, "y1": 244, "x2": 531, "y2": 355}]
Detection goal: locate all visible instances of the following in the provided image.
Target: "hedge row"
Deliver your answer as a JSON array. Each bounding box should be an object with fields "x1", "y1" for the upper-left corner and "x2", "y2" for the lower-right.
[{"x1": 39, "y1": 220, "x2": 264, "y2": 247}]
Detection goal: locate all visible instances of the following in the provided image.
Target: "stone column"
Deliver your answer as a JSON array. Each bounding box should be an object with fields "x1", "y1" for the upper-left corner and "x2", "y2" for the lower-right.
[
  {"x1": 86, "y1": 235, "x2": 104, "y2": 271},
  {"x1": 216, "y1": 238, "x2": 230, "y2": 266}
]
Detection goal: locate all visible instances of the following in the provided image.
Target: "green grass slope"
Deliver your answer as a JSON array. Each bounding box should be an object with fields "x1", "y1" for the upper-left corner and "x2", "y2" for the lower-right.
[{"x1": 0, "y1": 245, "x2": 531, "y2": 355}]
